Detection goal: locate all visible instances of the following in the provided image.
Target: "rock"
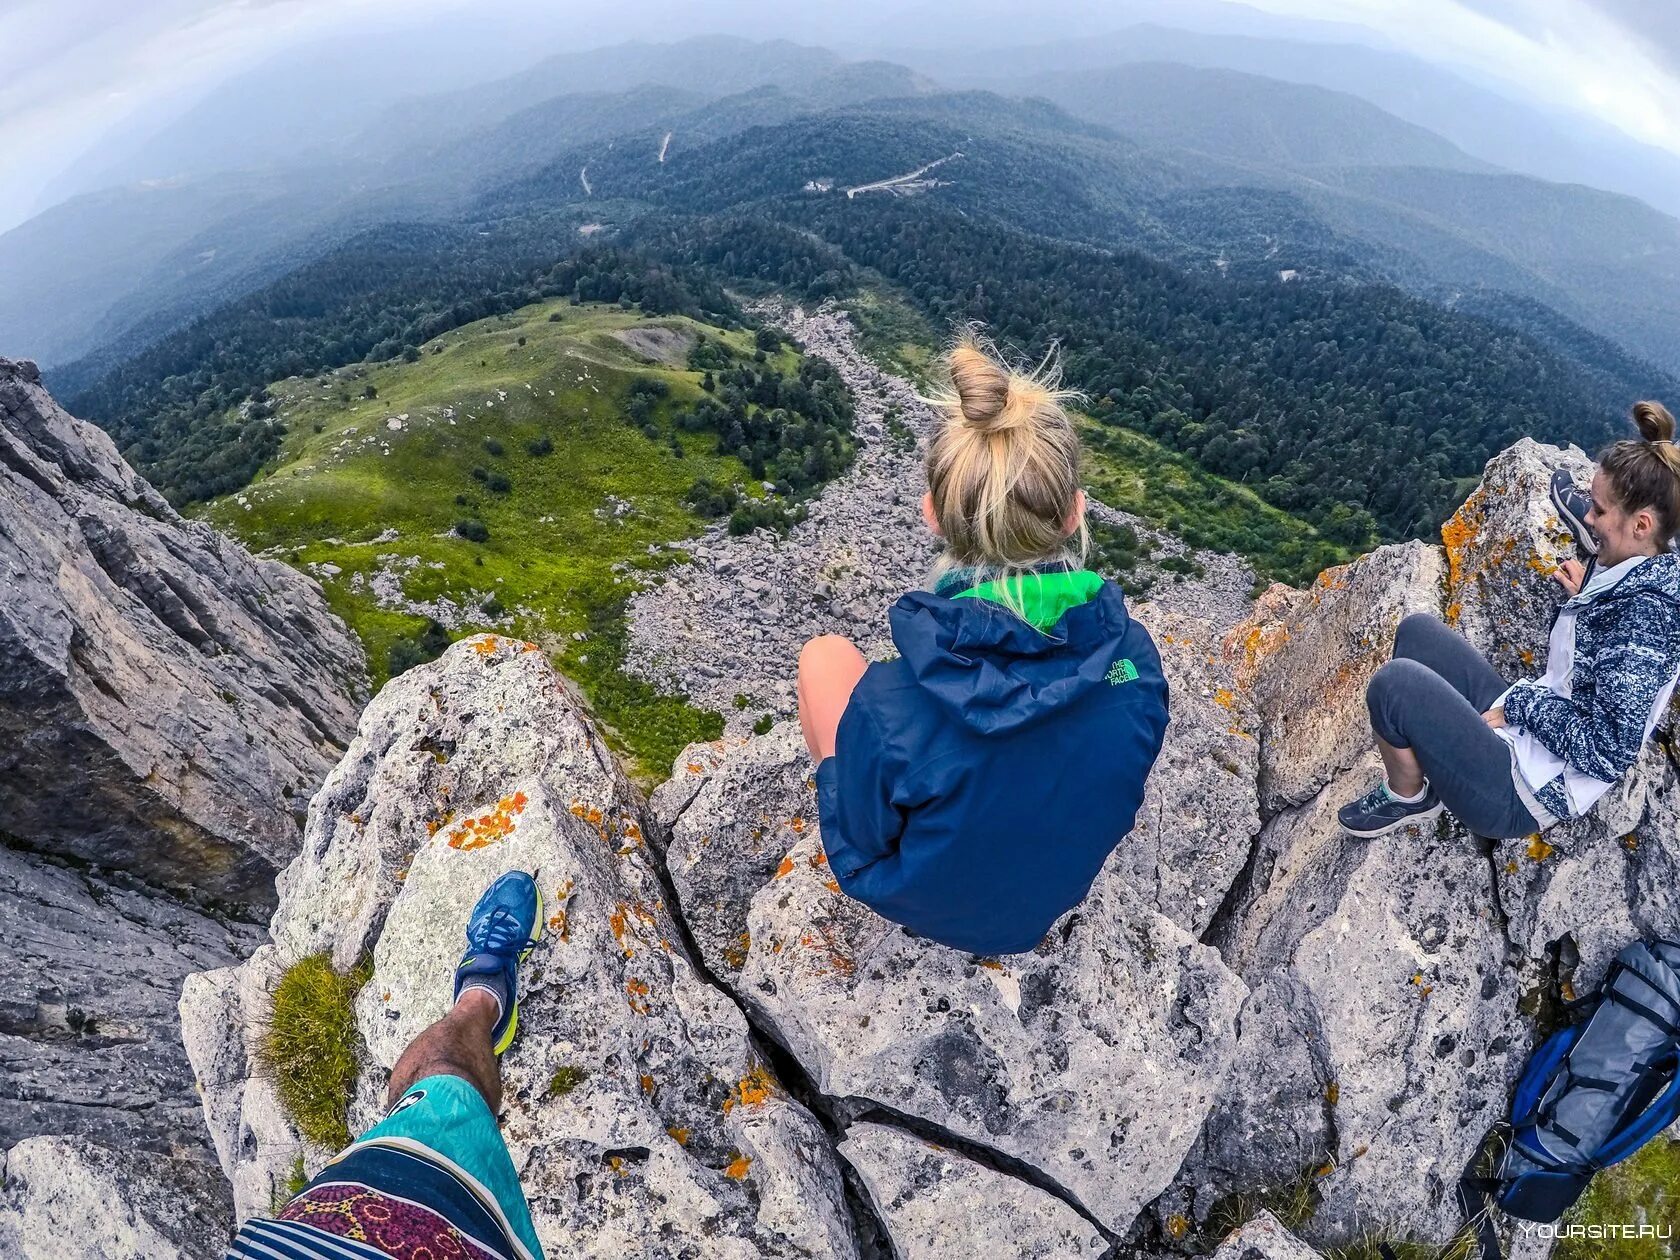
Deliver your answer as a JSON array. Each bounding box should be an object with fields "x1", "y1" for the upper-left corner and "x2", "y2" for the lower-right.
[
  {"x1": 660, "y1": 726, "x2": 1248, "y2": 1235},
  {"x1": 1209, "y1": 1210, "x2": 1326, "y2": 1260},
  {"x1": 0, "y1": 356, "x2": 367, "y2": 909},
  {"x1": 838, "y1": 1122, "x2": 1108, "y2": 1258},
  {"x1": 1205, "y1": 769, "x2": 1524, "y2": 1243},
  {"x1": 0, "y1": 846, "x2": 261, "y2": 1155},
  {"x1": 1443, "y1": 438, "x2": 1590, "y2": 676},
  {"x1": 186, "y1": 635, "x2": 858, "y2": 1257},
  {"x1": 1123, "y1": 604, "x2": 1260, "y2": 934},
  {"x1": 0, "y1": 1136, "x2": 233, "y2": 1260},
  {"x1": 1231, "y1": 542, "x2": 1446, "y2": 815}
]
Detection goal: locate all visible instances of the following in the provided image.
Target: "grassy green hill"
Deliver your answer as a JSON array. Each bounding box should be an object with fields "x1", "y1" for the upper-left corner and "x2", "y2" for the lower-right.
[{"x1": 200, "y1": 299, "x2": 807, "y2": 779}]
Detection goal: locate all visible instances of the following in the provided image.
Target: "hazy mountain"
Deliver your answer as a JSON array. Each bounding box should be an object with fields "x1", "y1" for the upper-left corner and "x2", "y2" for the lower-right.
[
  {"x1": 1009, "y1": 63, "x2": 1489, "y2": 174},
  {"x1": 912, "y1": 24, "x2": 1680, "y2": 215}
]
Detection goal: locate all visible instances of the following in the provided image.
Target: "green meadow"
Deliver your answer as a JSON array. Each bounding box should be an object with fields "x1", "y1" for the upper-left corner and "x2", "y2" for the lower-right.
[{"x1": 202, "y1": 299, "x2": 792, "y2": 779}]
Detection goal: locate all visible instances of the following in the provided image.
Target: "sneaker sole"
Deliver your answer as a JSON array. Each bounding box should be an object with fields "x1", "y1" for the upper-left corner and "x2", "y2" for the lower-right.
[
  {"x1": 1549, "y1": 480, "x2": 1599, "y2": 556},
  {"x1": 493, "y1": 885, "x2": 543, "y2": 1057},
  {"x1": 1340, "y1": 801, "x2": 1445, "y2": 840}
]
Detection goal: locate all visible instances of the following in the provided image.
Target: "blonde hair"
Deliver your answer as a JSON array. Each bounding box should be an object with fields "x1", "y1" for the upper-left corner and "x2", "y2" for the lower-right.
[
  {"x1": 922, "y1": 328, "x2": 1088, "y2": 606},
  {"x1": 1600, "y1": 401, "x2": 1680, "y2": 546}
]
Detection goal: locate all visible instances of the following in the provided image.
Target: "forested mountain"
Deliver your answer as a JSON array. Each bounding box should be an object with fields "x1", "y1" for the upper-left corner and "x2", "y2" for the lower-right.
[{"x1": 61, "y1": 91, "x2": 1676, "y2": 552}]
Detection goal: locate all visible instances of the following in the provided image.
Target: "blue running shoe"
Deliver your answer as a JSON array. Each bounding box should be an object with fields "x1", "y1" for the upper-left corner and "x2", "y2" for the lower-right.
[
  {"x1": 453, "y1": 870, "x2": 543, "y2": 1055},
  {"x1": 1337, "y1": 779, "x2": 1444, "y2": 839}
]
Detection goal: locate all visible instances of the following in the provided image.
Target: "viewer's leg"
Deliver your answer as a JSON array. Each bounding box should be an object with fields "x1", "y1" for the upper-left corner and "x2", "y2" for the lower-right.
[
  {"x1": 797, "y1": 634, "x2": 868, "y2": 761},
  {"x1": 1366, "y1": 658, "x2": 1536, "y2": 838},
  {"x1": 387, "y1": 988, "x2": 501, "y2": 1112}
]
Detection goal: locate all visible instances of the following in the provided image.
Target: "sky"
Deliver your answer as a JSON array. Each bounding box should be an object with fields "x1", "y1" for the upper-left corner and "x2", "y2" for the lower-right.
[{"x1": 5, "y1": 0, "x2": 1680, "y2": 232}]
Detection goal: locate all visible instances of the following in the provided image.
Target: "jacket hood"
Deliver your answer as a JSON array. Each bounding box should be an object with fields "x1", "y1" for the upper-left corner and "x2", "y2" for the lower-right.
[{"x1": 887, "y1": 578, "x2": 1138, "y2": 736}]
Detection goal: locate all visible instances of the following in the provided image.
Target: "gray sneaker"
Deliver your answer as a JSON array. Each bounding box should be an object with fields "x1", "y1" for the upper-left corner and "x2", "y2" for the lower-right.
[
  {"x1": 1549, "y1": 470, "x2": 1599, "y2": 557},
  {"x1": 1337, "y1": 780, "x2": 1444, "y2": 838}
]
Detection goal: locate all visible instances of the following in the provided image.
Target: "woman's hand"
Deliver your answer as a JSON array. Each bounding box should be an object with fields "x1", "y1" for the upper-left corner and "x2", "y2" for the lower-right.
[
  {"x1": 1483, "y1": 706, "x2": 1507, "y2": 730},
  {"x1": 1553, "y1": 559, "x2": 1586, "y2": 597}
]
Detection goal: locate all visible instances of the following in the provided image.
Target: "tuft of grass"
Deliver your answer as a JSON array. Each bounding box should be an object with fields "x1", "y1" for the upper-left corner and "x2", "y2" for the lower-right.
[
  {"x1": 255, "y1": 953, "x2": 373, "y2": 1149},
  {"x1": 271, "y1": 1154, "x2": 310, "y2": 1214},
  {"x1": 549, "y1": 1065, "x2": 589, "y2": 1098},
  {"x1": 1557, "y1": 1137, "x2": 1680, "y2": 1260}
]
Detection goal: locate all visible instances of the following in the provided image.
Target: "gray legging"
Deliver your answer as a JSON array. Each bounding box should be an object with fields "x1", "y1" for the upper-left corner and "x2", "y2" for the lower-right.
[{"x1": 1365, "y1": 613, "x2": 1540, "y2": 839}]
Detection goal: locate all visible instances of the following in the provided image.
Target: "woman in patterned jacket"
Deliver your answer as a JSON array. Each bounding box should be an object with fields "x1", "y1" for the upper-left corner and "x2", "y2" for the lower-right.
[{"x1": 1338, "y1": 401, "x2": 1680, "y2": 839}]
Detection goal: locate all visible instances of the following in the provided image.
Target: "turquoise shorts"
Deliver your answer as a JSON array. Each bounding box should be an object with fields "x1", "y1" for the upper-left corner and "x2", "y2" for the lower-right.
[{"x1": 347, "y1": 1073, "x2": 542, "y2": 1259}]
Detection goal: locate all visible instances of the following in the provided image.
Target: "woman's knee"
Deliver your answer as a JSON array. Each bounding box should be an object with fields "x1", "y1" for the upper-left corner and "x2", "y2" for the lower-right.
[
  {"x1": 1394, "y1": 612, "x2": 1445, "y2": 659},
  {"x1": 1366, "y1": 658, "x2": 1430, "y2": 738}
]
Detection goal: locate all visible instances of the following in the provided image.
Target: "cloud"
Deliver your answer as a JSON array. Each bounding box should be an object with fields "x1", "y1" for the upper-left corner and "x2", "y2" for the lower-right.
[{"x1": 1230, "y1": 0, "x2": 1680, "y2": 154}]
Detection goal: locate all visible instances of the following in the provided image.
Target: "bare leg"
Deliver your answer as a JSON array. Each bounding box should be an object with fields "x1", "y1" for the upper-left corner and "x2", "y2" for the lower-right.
[
  {"x1": 1377, "y1": 734, "x2": 1426, "y2": 799},
  {"x1": 797, "y1": 635, "x2": 868, "y2": 761},
  {"x1": 386, "y1": 989, "x2": 502, "y2": 1112}
]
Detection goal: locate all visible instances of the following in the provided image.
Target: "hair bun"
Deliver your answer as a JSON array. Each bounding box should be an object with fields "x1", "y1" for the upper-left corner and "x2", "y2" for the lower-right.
[{"x1": 1633, "y1": 400, "x2": 1677, "y2": 444}]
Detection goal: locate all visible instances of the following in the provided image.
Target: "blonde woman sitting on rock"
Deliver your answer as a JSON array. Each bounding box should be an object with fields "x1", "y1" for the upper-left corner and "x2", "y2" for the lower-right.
[
  {"x1": 795, "y1": 331, "x2": 1170, "y2": 956},
  {"x1": 1339, "y1": 402, "x2": 1680, "y2": 840}
]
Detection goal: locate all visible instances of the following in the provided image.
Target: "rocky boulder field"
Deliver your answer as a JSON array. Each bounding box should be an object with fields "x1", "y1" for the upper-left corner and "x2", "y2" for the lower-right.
[{"x1": 2, "y1": 315, "x2": 1677, "y2": 1259}]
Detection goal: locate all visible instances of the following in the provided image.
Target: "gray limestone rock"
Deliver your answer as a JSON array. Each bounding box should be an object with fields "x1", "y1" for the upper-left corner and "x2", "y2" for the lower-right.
[
  {"x1": 185, "y1": 635, "x2": 858, "y2": 1258},
  {"x1": 0, "y1": 355, "x2": 367, "y2": 909},
  {"x1": 0, "y1": 846, "x2": 261, "y2": 1156},
  {"x1": 659, "y1": 725, "x2": 1248, "y2": 1236},
  {"x1": 1209, "y1": 1210, "x2": 1326, "y2": 1260},
  {"x1": 1233, "y1": 542, "x2": 1447, "y2": 815},
  {"x1": 0, "y1": 1135, "x2": 233, "y2": 1260},
  {"x1": 838, "y1": 1122, "x2": 1108, "y2": 1258}
]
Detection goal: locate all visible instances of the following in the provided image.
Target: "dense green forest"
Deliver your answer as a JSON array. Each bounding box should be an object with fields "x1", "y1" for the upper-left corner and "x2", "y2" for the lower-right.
[{"x1": 59, "y1": 105, "x2": 1677, "y2": 545}]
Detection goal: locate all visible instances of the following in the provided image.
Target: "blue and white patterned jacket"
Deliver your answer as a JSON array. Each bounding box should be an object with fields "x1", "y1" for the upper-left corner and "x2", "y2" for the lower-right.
[{"x1": 1500, "y1": 552, "x2": 1680, "y2": 827}]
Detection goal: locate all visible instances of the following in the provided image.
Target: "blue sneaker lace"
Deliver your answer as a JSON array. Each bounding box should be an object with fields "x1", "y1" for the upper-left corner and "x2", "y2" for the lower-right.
[
  {"x1": 470, "y1": 906, "x2": 532, "y2": 956},
  {"x1": 1357, "y1": 783, "x2": 1393, "y2": 814}
]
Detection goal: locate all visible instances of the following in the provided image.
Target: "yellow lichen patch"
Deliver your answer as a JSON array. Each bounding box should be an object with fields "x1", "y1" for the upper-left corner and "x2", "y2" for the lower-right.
[
  {"x1": 640, "y1": 1074, "x2": 656, "y2": 1096},
  {"x1": 472, "y1": 635, "x2": 504, "y2": 656},
  {"x1": 1527, "y1": 835, "x2": 1556, "y2": 862},
  {"x1": 424, "y1": 809, "x2": 455, "y2": 838},
  {"x1": 722, "y1": 932, "x2": 752, "y2": 970},
  {"x1": 724, "y1": 1155, "x2": 753, "y2": 1181},
  {"x1": 1505, "y1": 859, "x2": 1519, "y2": 874},
  {"x1": 1314, "y1": 1162, "x2": 1336, "y2": 1180},
  {"x1": 735, "y1": 1066, "x2": 776, "y2": 1109},
  {"x1": 1624, "y1": 834, "x2": 1640, "y2": 852},
  {"x1": 822, "y1": 876, "x2": 842, "y2": 895},
  {"x1": 1441, "y1": 489, "x2": 1486, "y2": 595},
  {"x1": 1519, "y1": 647, "x2": 1536, "y2": 667},
  {"x1": 686, "y1": 762, "x2": 705, "y2": 775},
  {"x1": 1410, "y1": 972, "x2": 1435, "y2": 999},
  {"x1": 548, "y1": 878, "x2": 577, "y2": 940},
  {"x1": 607, "y1": 1155, "x2": 625, "y2": 1177},
  {"x1": 621, "y1": 821, "x2": 643, "y2": 845},
  {"x1": 446, "y1": 792, "x2": 528, "y2": 851},
  {"x1": 626, "y1": 977, "x2": 652, "y2": 1015},
  {"x1": 977, "y1": 959, "x2": 1004, "y2": 972},
  {"x1": 1527, "y1": 550, "x2": 1558, "y2": 577},
  {"x1": 790, "y1": 816, "x2": 806, "y2": 834},
  {"x1": 667, "y1": 1126, "x2": 690, "y2": 1146},
  {"x1": 1166, "y1": 1214, "x2": 1189, "y2": 1240},
  {"x1": 1213, "y1": 688, "x2": 1237, "y2": 709},
  {"x1": 1326, "y1": 1082, "x2": 1340, "y2": 1106},
  {"x1": 774, "y1": 855, "x2": 796, "y2": 879}
]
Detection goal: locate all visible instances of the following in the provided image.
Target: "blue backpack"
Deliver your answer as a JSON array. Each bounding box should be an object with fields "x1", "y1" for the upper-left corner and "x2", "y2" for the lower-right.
[{"x1": 1455, "y1": 938, "x2": 1680, "y2": 1257}]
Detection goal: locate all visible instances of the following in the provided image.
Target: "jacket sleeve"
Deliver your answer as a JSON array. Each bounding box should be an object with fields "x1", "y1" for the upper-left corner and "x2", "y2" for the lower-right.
[
  {"x1": 1503, "y1": 593, "x2": 1680, "y2": 781},
  {"x1": 815, "y1": 702, "x2": 906, "y2": 880}
]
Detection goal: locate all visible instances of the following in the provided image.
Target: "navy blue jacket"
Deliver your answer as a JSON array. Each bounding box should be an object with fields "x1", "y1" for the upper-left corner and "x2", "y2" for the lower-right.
[{"x1": 815, "y1": 578, "x2": 1169, "y2": 955}]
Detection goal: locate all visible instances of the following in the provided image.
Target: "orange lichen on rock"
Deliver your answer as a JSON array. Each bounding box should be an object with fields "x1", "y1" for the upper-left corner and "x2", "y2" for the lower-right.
[
  {"x1": 626, "y1": 976, "x2": 652, "y2": 1015},
  {"x1": 472, "y1": 635, "x2": 504, "y2": 656},
  {"x1": 1527, "y1": 835, "x2": 1555, "y2": 862},
  {"x1": 1441, "y1": 489, "x2": 1485, "y2": 593},
  {"x1": 446, "y1": 792, "x2": 528, "y2": 851},
  {"x1": 722, "y1": 931, "x2": 752, "y2": 970},
  {"x1": 547, "y1": 877, "x2": 576, "y2": 940},
  {"x1": 1212, "y1": 688, "x2": 1237, "y2": 709},
  {"x1": 724, "y1": 1155, "x2": 753, "y2": 1181},
  {"x1": 790, "y1": 816, "x2": 806, "y2": 834},
  {"x1": 774, "y1": 855, "x2": 796, "y2": 879},
  {"x1": 639, "y1": 1074, "x2": 656, "y2": 1096},
  {"x1": 667, "y1": 1127, "x2": 690, "y2": 1146}
]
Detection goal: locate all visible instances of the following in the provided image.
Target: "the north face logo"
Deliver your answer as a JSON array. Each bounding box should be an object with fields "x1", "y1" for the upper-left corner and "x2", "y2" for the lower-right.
[{"x1": 1106, "y1": 658, "x2": 1138, "y2": 685}]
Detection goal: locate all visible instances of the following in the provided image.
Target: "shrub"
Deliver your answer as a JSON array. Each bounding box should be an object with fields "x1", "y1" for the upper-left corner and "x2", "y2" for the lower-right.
[
  {"x1": 361, "y1": 385, "x2": 377, "y2": 399},
  {"x1": 254, "y1": 953, "x2": 372, "y2": 1148},
  {"x1": 387, "y1": 619, "x2": 450, "y2": 677},
  {"x1": 455, "y1": 518, "x2": 490, "y2": 543},
  {"x1": 481, "y1": 595, "x2": 505, "y2": 618},
  {"x1": 470, "y1": 465, "x2": 489, "y2": 482},
  {"x1": 487, "y1": 472, "x2": 512, "y2": 494},
  {"x1": 525, "y1": 435, "x2": 554, "y2": 457},
  {"x1": 483, "y1": 437, "x2": 504, "y2": 457}
]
